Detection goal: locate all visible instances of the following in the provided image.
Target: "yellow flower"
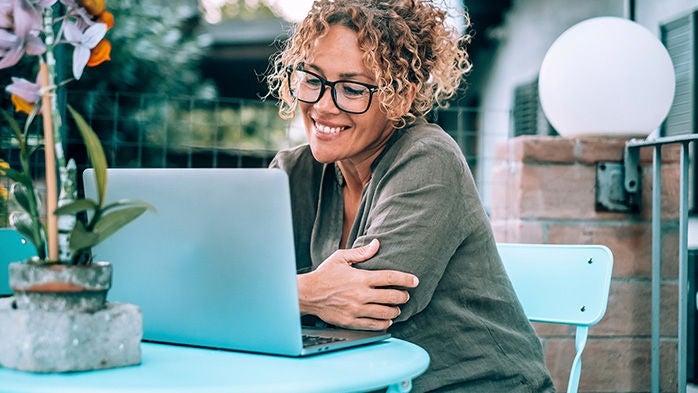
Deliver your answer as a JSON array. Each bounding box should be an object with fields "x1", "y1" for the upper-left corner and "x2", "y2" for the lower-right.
[
  {"x1": 79, "y1": 0, "x2": 106, "y2": 17},
  {"x1": 87, "y1": 39, "x2": 111, "y2": 67},
  {"x1": 11, "y1": 94, "x2": 34, "y2": 115},
  {"x1": 99, "y1": 11, "x2": 115, "y2": 30}
]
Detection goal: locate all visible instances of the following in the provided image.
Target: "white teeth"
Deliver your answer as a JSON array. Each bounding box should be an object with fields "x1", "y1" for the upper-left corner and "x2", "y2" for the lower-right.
[{"x1": 315, "y1": 123, "x2": 343, "y2": 134}]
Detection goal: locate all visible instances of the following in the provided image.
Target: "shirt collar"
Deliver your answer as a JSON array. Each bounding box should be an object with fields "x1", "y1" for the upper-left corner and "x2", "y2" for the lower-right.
[{"x1": 325, "y1": 117, "x2": 425, "y2": 187}]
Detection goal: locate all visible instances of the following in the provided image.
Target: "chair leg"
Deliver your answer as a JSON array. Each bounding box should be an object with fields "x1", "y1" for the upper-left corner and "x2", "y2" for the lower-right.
[{"x1": 567, "y1": 326, "x2": 589, "y2": 393}]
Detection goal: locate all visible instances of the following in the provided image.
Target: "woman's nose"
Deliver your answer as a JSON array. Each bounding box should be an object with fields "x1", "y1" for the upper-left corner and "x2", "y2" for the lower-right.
[{"x1": 313, "y1": 86, "x2": 341, "y2": 113}]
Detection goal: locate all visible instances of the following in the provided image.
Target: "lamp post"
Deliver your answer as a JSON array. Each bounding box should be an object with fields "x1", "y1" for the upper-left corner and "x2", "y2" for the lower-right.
[
  {"x1": 538, "y1": 16, "x2": 675, "y2": 138},
  {"x1": 538, "y1": 16, "x2": 681, "y2": 393}
]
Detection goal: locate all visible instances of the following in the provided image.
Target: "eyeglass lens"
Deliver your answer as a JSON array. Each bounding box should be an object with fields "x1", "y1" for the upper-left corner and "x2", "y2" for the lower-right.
[{"x1": 288, "y1": 69, "x2": 374, "y2": 114}]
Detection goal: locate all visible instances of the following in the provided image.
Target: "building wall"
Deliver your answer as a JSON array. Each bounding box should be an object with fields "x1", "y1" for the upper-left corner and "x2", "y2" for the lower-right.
[
  {"x1": 475, "y1": 0, "x2": 698, "y2": 205},
  {"x1": 490, "y1": 136, "x2": 681, "y2": 392},
  {"x1": 635, "y1": 0, "x2": 698, "y2": 34},
  {"x1": 476, "y1": 0, "x2": 624, "y2": 204},
  {"x1": 478, "y1": 1, "x2": 698, "y2": 390}
]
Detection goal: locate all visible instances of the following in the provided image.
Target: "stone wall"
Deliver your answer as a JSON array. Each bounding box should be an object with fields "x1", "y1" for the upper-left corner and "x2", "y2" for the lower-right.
[{"x1": 489, "y1": 135, "x2": 681, "y2": 392}]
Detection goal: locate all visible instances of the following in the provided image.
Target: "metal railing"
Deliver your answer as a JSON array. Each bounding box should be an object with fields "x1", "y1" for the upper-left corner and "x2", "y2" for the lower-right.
[{"x1": 625, "y1": 134, "x2": 698, "y2": 393}]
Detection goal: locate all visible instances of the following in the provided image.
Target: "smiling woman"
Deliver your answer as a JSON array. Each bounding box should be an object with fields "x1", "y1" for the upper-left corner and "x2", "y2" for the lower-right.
[{"x1": 264, "y1": 1, "x2": 555, "y2": 392}]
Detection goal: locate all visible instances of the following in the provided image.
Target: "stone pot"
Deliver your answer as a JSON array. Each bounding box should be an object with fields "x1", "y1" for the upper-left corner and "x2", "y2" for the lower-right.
[
  {"x1": 0, "y1": 261, "x2": 143, "y2": 372},
  {"x1": 9, "y1": 261, "x2": 112, "y2": 312}
]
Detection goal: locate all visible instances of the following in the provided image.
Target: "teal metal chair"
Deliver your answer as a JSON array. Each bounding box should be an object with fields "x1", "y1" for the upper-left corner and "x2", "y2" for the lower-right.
[
  {"x1": 0, "y1": 228, "x2": 37, "y2": 296},
  {"x1": 497, "y1": 243, "x2": 614, "y2": 393}
]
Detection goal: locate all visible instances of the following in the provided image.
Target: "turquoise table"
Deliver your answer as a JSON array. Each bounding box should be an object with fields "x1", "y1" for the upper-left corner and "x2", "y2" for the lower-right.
[{"x1": 0, "y1": 338, "x2": 429, "y2": 393}]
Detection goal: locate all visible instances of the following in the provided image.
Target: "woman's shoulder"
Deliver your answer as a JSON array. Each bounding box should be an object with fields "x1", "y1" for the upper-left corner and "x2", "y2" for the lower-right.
[
  {"x1": 270, "y1": 144, "x2": 320, "y2": 174},
  {"x1": 402, "y1": 118, "x2": 463, "y2": 152},
  {"x1": 385, "y1": 118, "x2": 469, "y2": 174}
]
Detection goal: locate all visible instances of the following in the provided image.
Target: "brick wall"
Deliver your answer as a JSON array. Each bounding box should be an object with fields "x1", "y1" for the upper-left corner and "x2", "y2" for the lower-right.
[{"x1": 489, "y1": 135, "x2": 681, "y2": 392}]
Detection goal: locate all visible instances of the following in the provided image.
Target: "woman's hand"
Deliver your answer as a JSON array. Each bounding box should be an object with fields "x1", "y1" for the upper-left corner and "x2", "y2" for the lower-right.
[{"x1": 297, "y1": 239, "x2": 419, "y2": 331}]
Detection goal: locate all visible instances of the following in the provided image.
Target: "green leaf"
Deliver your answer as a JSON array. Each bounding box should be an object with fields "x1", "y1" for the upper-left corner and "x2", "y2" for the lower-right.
[
  {"x1": 1, "y1": 166, "x2": 33, "y2": 186},
  {"x1": 92, "y1": 205, "x2": 151, "y2": 243},
  {"x1": 10, "y1": 213, "x2": 35, "y2": 240},
  {"x1": 54, "y1": 198, "x2": 99, "y2": 216},
  {"x1": 9, "y1": 212, "x2": 46, "y2": 259},
  {"x1": 68, "y1": 220, "x2": 101, "y2": 252},
  {"x1": 101, "y1": 199, "x2": 156, "y2": 214},
  {"x1": 10, "y1": 183, "x2": 34, "y2": 214},
  {"x1": 67, "y1": 105, "x2": 108, "y2": 207},
  {"x1": 0, "y1": 107, "x2": 24, "y2": 143}
]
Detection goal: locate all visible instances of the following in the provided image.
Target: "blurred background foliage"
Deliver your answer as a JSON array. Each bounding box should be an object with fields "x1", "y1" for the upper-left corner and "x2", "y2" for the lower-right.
[
  {"x1": 212, "y1": 0, "x2": 278, "y2": 21},
  {"x1": 1, "y1": 0, "x2": 294, "y2": 172},
  {"x1": 72, "y1": 0, "x2": 216, "y2": 102}
]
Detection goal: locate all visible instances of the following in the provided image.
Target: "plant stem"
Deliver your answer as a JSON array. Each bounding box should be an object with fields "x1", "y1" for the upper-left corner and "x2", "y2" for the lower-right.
[
  {"x1": 41, "y1": 5, "x2": 67, "y2": 262},
  {"x1": 39, "y1": 62, "x2": 58, "y2": 262}
]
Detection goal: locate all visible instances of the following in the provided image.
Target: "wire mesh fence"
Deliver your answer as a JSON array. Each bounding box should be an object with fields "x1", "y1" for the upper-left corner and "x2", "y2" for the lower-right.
[{"x1": 0, "y1": 91, "x2": 511, "y2": 221}]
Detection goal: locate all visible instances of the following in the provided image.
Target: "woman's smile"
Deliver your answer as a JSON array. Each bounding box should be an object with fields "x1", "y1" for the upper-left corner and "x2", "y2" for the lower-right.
[{"x1": 313, "y1": 118, "x2": 349, "y2": 135}]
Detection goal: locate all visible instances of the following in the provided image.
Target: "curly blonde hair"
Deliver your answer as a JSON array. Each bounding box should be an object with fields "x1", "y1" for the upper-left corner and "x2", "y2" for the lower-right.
[{"x1": 266, "y1": 0, "x2": 471, "y2": 128}]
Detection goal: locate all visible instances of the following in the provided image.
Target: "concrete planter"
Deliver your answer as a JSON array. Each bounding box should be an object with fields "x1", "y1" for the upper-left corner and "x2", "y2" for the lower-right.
[
  {"x1": 10, "y1": 261, "x2": 112, "y2": 312},
  {"x1": 0, "y1": 261, "x2": 142, "y2": 372}
]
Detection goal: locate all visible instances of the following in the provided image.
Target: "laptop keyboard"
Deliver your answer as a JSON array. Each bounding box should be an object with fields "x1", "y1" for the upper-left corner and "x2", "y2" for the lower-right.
[{"x1": 302, "y1": 334, "x2": 347, "y2": 347}]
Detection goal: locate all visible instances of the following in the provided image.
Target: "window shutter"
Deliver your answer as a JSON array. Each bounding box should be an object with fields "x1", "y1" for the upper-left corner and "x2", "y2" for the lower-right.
[
  {"x1": 661, "y1": 11, "x2": 697, "y2": 136},
  {"x1": 512, "y1": 78, "x2": 555, "y2": 137}
]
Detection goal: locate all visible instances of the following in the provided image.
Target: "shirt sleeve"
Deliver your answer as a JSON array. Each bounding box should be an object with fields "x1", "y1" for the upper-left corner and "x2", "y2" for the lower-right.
[
  {"x1": 269, "y1": 145, "x2": 324, "y2": 273},
  {"x1": 352, "y1": 134, "x2": 491, "y2": 321}
]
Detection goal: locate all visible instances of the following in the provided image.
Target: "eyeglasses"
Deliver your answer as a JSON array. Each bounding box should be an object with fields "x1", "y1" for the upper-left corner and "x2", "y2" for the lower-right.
[{"x1": 286, "y1": 67, "x2": 379, "y2": 114}]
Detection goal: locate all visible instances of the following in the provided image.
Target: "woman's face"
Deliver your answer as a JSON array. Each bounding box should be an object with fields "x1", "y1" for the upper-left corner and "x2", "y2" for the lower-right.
[{"x1": 299, "y1": 24, "x2": 395, "y2": 166}]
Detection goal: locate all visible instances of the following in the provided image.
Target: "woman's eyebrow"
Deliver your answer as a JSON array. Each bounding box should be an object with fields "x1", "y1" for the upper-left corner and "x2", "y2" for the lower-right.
[
  {"x1": 339, "y1": 71, "x2": 371, "y2": 80},
  {"x1": 305, "y1": 64, "x2": 373, "y2": 81}
]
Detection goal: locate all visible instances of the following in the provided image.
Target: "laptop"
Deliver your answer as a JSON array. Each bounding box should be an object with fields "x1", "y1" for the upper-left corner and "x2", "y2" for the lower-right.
[{"x1": 82, "y1": 168, "x2": 390, "y2": 356}]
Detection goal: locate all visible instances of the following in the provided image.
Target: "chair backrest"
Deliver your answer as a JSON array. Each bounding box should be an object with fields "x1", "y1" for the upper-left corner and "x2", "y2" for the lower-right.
[
  {"x1": 0, "y1": 228, "x2": 37, "y2": 296},
  {"x1": 497, "y1": 243, "x2": 613, "y2": 393}
]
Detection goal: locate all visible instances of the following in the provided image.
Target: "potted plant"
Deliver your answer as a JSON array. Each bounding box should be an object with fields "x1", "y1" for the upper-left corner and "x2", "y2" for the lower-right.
[{"x1": 0, "y1": 0, "x2": 153, "y2": 372}]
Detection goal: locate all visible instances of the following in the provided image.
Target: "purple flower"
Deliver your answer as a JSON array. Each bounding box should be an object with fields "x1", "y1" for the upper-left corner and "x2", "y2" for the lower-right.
[
  {"x1": 0, "y1": 2, "x2": 13, "y2": 29},
  {"x1": 0, "y1": 0, "x2": 46, "y2": 69},
  {"x1": 63, "y1": 20, "x2": 106, "y2": 79},
  {"x1": 0, "y1": 31, "x2": 45, "y2": 69},
  {"x1": 59, "y1": 0, "x2": 96, "y2": 28},
  {"x1": 5, "y1": 76, "x2": 40, "y2": 105},
  {"x1": 12, "y1": 0, "x2": 44, "y2": 35},
  {"x1": 0, "y1": 29, "x2": 18, "y2": 50}
]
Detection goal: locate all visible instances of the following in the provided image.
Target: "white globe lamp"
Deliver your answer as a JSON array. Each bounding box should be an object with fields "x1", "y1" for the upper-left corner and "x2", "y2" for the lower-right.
[{"x1": 538, "y1": 16, "x2": 676, "y2": 138}]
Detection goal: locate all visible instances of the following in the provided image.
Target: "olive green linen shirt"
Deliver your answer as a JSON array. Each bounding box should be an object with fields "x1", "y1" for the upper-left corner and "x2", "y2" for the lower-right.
[{"x1": 270, "y1": 118, "x2": 555, "y2": 392}]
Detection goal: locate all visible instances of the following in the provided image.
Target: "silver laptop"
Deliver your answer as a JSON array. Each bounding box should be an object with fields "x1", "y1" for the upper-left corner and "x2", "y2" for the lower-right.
[{"x1": 82, "y1": 168, "x2": 389, "y2": 356}]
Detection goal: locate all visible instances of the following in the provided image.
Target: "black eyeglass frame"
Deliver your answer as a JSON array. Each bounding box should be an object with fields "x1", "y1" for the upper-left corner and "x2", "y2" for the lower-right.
[{"x1": 286, "y1": 66, "x2": 379, "y2": 115}]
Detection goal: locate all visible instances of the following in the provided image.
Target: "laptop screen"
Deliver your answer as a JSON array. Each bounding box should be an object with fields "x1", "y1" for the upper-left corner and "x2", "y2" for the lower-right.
[{"x1": 84, "y1": 168, "x2": 305, "y2": 354}]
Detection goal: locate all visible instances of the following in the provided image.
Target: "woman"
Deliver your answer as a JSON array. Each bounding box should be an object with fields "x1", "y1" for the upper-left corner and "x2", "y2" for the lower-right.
[{"x1": 266, "y1": 0, "x2": 555, "y2": 391}]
